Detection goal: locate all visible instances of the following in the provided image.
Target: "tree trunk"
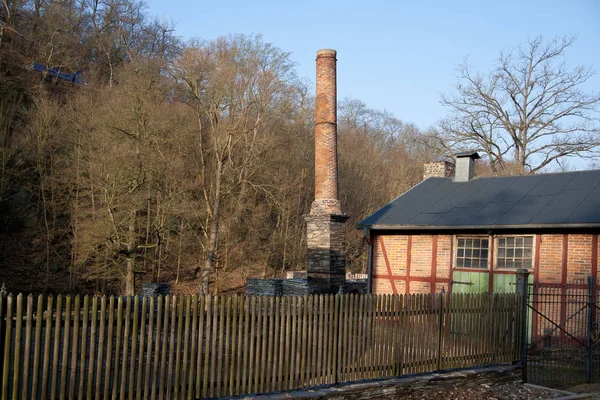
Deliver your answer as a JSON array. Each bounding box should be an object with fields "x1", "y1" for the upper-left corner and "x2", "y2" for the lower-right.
[
  {"x1": 200, "y1": 160, "x2": 223, "y2": 295},
  {"x1": 125, "y1": 217, "x2": 135, "y2": 295}
]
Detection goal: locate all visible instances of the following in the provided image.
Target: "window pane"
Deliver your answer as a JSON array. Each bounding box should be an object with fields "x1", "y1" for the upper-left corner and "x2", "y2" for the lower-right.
[
  {"x1": 515, "y1": 248, "x2": 523, "y2": 258},
  {"x1": 456, "y1": 236, "x2": 490, "y2": 269},
  {"x1": 497, "y1": 235, "x2": 534, "y2": 269}
]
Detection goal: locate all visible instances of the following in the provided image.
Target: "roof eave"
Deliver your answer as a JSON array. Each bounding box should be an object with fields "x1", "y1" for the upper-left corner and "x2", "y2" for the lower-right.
[{"x1": 356, "y1": 223, "x2": 600, "y2": 231}]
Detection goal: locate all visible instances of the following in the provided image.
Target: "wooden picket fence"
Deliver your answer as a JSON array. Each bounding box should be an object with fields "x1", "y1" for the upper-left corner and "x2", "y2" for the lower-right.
[{"x1": 0, "y1": 292, "x2": 523, "y2": 399}]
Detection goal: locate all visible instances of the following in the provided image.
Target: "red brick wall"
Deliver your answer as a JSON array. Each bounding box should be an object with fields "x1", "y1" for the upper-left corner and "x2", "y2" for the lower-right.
[
  {"x1": 567, "y1": 234, "x2": 594, "y2": 281},
  {"x1": 371, "y1": 233, "x2": 452, "y2": 294},
  {"x1": 371, "y1": 232, "x2": 599, "y2": 295},
  {"x1": 310, "y1": 49, "x2": 342, "y2": 215},
  {"x1": 538, "y1": 234, "x2": 563, "y2": 284}
]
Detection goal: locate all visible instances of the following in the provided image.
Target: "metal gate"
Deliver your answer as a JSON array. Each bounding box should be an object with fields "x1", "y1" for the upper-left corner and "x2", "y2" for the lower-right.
[{"x1": 525, "y1": 276, "x2": 600, "y2": 389}]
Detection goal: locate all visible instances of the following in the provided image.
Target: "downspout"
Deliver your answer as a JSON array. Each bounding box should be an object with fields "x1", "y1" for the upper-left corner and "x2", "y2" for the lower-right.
[{"x1": 363, "y1": 228, "x2": 372, "y2": 294}]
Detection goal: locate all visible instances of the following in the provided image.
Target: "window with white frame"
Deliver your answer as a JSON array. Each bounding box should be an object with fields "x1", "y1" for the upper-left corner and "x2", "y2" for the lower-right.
[
  {"x1": 496, "y1": 236, "x2": 533, "y2": 269},
  {"x1": 456, "y1": 237, "x2": 489, "y2": 269}
]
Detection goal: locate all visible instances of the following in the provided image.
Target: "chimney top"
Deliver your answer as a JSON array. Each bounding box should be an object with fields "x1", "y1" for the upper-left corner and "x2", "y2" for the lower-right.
[
  {"x1": 316, "y1": 49, "x2": 336, "y2": 58},
  {"x1": 454, "y1": 151, "x2": 480, "y2": 160},
  {"x1": 454, "y1": 151, "x2": 480, "y2": 182}
]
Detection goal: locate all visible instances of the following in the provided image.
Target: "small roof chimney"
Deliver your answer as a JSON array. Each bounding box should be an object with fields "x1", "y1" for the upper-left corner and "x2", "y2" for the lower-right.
[
  {"x1": 454, "y1": 151, "x2": 480, "y2": 182},
  {"x1": 423, "y1": 160, "x2": 455, "y2": 181}
]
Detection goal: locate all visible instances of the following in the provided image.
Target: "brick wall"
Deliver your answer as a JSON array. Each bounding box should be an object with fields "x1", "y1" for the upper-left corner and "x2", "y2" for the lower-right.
[
  {"x1": 371, "y1": 233, "x2": 452, "y2": 295},
  {"x1": 538, "y1": 234, "x2": 563, "y2": 284},
  {"x1": 567, "y1": 234, "x2": 594, "y2": 281},
  {"x1": 311, "y1": 49, "x2": 342, "y2": 215},
  {"x1": 371, "y1": 232, "x2": 599, "y2": 295}
]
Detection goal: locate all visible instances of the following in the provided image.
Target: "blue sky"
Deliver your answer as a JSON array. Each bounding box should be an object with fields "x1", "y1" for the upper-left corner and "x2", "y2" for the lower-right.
[{"x1": 144, "y1": 0, "x2": 599, "y2": 131}]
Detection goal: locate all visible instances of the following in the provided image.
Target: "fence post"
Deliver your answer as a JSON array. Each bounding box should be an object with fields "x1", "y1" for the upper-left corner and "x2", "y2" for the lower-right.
[
  {"x1": 0, "y1": 293, "x2": 4, "y2": 396},
  {"x1": 515, "y1": 268, "x2": 529, "y2": 382},
  {"x1": 436, "y1": 292, "x2": 444, "y2": 371},
  {"x1": 587, "y1": 275, "x2": 594, "y2": 383}
]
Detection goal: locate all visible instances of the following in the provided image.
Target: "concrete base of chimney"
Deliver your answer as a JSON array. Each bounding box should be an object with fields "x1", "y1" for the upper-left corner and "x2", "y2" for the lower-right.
[{"x1": 305, "y1": 214, "x2": 349, "y2": 294}]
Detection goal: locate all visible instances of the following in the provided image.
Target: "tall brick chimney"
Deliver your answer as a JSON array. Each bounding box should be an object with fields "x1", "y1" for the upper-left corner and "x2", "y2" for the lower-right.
[
  {"x1": 310, "y1": 49, "x2": 342, "y2": 215},
  {"x1": 305, "y1": 49, "x2": 349, "y2": 294}
]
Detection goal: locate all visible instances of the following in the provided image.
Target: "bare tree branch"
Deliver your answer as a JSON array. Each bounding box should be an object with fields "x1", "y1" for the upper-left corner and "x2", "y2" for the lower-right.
[{"x1": 436, "y1": 36, "x2": 600, "y2": 174}]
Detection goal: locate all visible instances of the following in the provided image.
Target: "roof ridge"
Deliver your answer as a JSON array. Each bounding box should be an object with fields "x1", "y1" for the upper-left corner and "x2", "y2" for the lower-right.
[{"x1": 471, "y1": 169, "x2": 597, "y2": 181}]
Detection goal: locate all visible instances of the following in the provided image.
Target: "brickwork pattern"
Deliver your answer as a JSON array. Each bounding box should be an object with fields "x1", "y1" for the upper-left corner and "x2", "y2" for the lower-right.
[
  {"x1": 423, "y1": 161, "x2": 455, "y2": 180},
  {"x1": 311, "y1": 49, "x2": 342, "y2": 215},
  {"x1": 436, "y1": 235, "x2": 452, "y2": 279},
  {"x1": 411, "y1": 235, "x2": 432, "y2": 277},
  {"x1": 567, "y1": 234, "x2": 593, "y2": 280},
  {"x1": 409, "y1": 281, "x2": 431, "y2": 293},
  {"x1": 371, "y1": 234, "x2": 453, "y2": 295},
  {"x1": 372, "y1": 235, "x2": 408, "y2": 276},
  {"x1": 538, "y1": 234, "x2": 563, "y2": 284}
]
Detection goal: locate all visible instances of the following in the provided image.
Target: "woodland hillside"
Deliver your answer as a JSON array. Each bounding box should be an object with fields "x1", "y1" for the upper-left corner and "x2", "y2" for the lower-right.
[{"x1": 0, "y1": 0, "x2": 438, "y2": 295}]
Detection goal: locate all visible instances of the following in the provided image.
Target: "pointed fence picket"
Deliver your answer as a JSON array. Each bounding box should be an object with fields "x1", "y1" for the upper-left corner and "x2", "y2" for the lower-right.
[{"x1": 0, "y1": 292, "x2": 522, "y2": 399}]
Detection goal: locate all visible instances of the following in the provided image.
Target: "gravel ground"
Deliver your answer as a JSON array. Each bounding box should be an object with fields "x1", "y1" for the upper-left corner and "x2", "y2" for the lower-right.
[{"x1": 377, "y1": 381, "x2": 573, "y2": 399}]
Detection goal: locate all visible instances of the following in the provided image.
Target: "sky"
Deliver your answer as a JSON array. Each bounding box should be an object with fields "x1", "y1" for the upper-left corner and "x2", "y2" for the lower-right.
[{"x1": 143, "y1": 0, "x2": 600, "y2": 132}]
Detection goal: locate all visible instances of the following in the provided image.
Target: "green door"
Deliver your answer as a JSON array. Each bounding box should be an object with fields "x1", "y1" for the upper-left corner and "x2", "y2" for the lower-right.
[
  {"x1": 451, "y1": 270, "x2": 489, "y2": 293},
  {"x1": 452, "y1": 271, "x2": 533, "y2": 294},
  {"x1": 493, "y1": 273, "x2": 533, "y2": 293}
]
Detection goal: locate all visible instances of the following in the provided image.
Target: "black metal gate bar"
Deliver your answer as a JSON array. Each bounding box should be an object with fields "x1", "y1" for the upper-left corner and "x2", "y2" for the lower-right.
[{"x1": 525, "y1": 276, "x2": 598, "y2": 389}]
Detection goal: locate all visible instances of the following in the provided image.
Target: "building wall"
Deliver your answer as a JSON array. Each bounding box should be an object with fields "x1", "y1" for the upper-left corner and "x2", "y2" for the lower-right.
[
  {"x1": 371, "y1": 234, "x2": 453, "y2": 294},
  {"x1": 371, "y1": 232, "x2": 599, "y2": 295}
]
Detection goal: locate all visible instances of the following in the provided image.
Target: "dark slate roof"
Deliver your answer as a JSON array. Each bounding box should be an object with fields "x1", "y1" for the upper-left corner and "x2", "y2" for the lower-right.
[{"x1": 357, "y1": 170, "x2": 600, "y2": 231}]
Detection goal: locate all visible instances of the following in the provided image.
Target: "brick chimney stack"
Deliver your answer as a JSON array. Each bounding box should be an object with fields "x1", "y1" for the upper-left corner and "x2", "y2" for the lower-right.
[
  {"x1": 311, "y1": 49, "x2": 342, "y2": 215},
  {"x1": 305, "y1": 49, "x2": 349, "y2": 294}
]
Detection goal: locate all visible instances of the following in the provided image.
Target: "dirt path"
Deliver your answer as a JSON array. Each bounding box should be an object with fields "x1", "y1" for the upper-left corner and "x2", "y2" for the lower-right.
[{"x1": 376, "y1": 381, "x2": 577, "y2": 399}]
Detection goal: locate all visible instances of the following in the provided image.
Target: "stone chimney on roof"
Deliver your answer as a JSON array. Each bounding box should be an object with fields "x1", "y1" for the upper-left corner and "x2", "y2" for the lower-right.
[
  {"x1": 305, "y1": 49, "x2": 349, "y2": 295},
  {"x1": 423, "y1": 160, "x2": 455, "y2": 180}
]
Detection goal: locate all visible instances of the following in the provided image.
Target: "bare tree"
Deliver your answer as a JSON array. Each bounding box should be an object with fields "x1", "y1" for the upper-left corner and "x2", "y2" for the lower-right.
[
  {"x1": 437, "y1": 36, "x2": 600, "y2": 174},
  {"x1": 172, "y1": 34, "x2": 297, "y2": 294}
]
